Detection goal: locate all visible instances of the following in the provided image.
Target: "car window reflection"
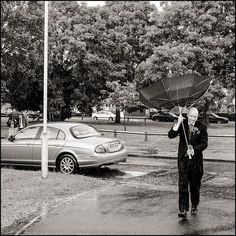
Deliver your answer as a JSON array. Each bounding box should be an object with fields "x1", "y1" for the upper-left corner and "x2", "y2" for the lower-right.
[{"x1": 70, "y1": 125, "x2": 101, "y2": 139}]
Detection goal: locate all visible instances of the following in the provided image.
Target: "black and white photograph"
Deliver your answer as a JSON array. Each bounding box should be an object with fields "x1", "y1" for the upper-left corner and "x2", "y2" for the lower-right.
[{"x1": 1, "y1": 1, "x2": 235, "y2": 235}]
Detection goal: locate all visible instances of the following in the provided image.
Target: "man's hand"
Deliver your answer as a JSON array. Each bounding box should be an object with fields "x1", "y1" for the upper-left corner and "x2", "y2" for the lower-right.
[
  {"x1": 177, "y1": 114, "x2": 184, "y2": 126},
  {"x1": 173, "y1": 114, "x2": 185, "y2": 131},
  {"x1": 187, "y1": 145, "x2": 194, "y2": 156}
]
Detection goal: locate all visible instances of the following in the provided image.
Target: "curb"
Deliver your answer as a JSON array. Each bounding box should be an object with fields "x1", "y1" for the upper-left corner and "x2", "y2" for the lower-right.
[{"x1": 127, "y1": 153, "x2": 235, "y2": 163}]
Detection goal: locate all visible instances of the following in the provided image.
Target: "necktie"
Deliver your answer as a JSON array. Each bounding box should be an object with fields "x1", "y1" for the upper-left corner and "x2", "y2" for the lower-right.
[
  {"x1": 189, "y1": 124, "x2": 194, "y2": 133},
  {"x1": 189, "y1": 124, "x2": 194, "y2": 143}
]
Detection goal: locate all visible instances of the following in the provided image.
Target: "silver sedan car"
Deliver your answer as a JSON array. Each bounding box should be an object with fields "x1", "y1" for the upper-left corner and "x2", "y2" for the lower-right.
[{"x1": 1, "y1": 122, "x2": 128, "y2": 174}]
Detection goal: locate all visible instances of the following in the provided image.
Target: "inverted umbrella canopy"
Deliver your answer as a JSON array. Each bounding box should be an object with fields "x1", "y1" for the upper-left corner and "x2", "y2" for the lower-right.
[
  {"x1": 7, "y1": 110, "x2": 22, "y2": 118},
  {"x1": 139, "y1": 72, "x2": 211, "y2": 112}
]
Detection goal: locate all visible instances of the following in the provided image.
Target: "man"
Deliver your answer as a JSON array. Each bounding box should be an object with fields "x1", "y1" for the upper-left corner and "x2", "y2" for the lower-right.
[
  {"x1": 7, "y1": 110, "x2": 20, "y2": 140},
  {"x1": 19, "y1": 111, "x2": 28, "y2": 130},
  {"x1": 168, "y1": 107, "x2": 208, "y2": 219}
]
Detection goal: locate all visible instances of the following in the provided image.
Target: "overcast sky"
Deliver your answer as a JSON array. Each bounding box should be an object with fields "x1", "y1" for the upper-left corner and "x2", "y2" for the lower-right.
[{"x1": 79, "y1": 1, "x2": 161, "y2": 9}]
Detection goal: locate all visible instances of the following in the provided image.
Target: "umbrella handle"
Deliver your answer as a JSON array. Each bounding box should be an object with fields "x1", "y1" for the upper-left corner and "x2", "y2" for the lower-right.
[{"x1": 181, "y1": 120, "x2": 192, "y2": 160}]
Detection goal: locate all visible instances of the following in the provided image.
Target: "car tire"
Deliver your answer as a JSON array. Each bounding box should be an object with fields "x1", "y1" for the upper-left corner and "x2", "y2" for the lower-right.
[
  {"x1": 59, "y1": 154, "x2": 78, "y2": 174},
  {"x1": 152, "y1": 116, "x2": 157, "y2": 121}
]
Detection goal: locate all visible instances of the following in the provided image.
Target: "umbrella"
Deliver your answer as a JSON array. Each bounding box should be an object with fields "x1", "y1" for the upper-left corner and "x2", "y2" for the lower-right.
[
  {"x1": 7, "y1": 110, "x2": 22, "y2": 118},
  {"x1": 138, "y1": 71, "x2": 211, "y2": 159},
  {"x1": 139, "y1": 72, "x2": 211, "y2": 111}
]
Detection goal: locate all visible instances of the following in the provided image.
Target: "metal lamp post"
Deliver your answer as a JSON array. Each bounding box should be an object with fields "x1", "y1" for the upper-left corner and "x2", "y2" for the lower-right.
[{"x1": 41, "y1": 1, "x2": 48, "y2": 179}]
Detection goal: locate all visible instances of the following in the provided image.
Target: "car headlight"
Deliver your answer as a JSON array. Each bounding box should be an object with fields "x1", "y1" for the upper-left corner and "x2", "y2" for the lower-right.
[{"x1": 95, "y1": 144, "x2": 106, "y2": 153}]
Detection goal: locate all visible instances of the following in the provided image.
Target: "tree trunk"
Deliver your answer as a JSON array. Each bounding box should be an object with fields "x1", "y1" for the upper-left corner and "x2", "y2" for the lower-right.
[
  {"x1": 115, "y1": 106, "x2": 121, "y2": 123},
  {"x1": 202, "y1": 103, "x2": 209, "y2": 125}
]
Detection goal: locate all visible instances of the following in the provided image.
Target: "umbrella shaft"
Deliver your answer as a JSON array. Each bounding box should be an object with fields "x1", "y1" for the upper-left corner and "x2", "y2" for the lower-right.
[{"x1": 181, "y1": 120, "x2": 192, "y2": 159}]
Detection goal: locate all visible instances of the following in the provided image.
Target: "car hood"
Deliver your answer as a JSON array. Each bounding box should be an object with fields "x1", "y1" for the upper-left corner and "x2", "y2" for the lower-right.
[{"x1": 66, "y1": 136, "x2": 121, "y2": 148}]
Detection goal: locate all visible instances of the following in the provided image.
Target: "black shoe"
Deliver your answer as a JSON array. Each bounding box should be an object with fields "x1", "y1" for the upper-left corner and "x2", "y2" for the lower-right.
[
  {"x1": 178, "y1": 210, "x2": 187, "y2": 218},
  {"x1": 191, "y1": 206, "x2": 198, "y2": 215}
]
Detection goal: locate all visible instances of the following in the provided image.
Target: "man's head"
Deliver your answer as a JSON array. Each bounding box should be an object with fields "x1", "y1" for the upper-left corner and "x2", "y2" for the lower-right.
[{"x1": 187, "y1": 107, "x2": 199, "y2": 125}]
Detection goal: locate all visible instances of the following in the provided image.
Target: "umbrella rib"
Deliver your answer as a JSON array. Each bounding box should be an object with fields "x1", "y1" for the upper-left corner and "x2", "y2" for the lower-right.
[
  {"x1": 189, "y1": 83, "x2": 211, "y2": 108},
  {"x1": 189, "y1": 90, "x2": 204, "y2": 98},
  {"x1": 160, "y1": 79, "x2": 176, "y2": 109},
  {"x1": 139, "y1": 91, "x2": 162, "y2": 110},
  {"x1": 194, "y1": 77, "x2": 211, "y2": 88},
  {"x1": 152, "y1": 97, "x2": 171, "y2": 102}
]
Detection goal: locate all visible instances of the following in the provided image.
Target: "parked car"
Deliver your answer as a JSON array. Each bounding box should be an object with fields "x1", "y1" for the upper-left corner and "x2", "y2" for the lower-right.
[
  {"x1": 151, "y1": 111, "x2": 178, "y2": 122},
  {"x1": 202, "y1": 112, "x2": 229, "y2": 124},
  {"x1": 1, "y1": 107, "x2": 14, "y2": 117},
  {"x1": 1, "y1": 122, "x2": 128, "y2": 174},
  {"x1": 209, "y1": 112, "x2": 229, "y2": 123},
  {"x1": 92, "y1": 110, "x2": 124, "y2": 121},
  {"x1": 72, "y1": 110, "x2": 82, "y2": 117},
  {"x1": 28, "y1": 110, "x2": 43, "y2": 120},
  {"x1": 199, "y1": 112, "x2": 229, "y2": 124}
]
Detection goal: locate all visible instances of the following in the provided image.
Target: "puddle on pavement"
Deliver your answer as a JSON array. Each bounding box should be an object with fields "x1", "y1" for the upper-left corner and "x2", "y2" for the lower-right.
[
  {"x1": 206, "y1": 177, "x2": 235, "y2": 186},
  {"x1": 202, "y1": 172, "x2": 235, "y2": 186},
  {"x1": 80, "y1": 166, "x2": 170, "y2": 180}
]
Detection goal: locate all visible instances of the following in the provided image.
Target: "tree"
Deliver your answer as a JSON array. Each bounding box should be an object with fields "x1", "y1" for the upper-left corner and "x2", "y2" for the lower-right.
[
  {"x1": 47, "y1": 1, "x2": 113, "y2": 119},
  {"x1": 106, "y1": 80, "x2": 142, "y2": 123},
  {"x1": 2, "y1": 1, "x2": 234, "y2": 123},
  {"x1": 136, "y1": 1, "x2": 235, "y2": 123},
  {"x1": 1, "y1": 1, "x2": 44, "y2": 111},
  {"x1": 100, "y1": 1, "x2": 157, "y2": 123}
]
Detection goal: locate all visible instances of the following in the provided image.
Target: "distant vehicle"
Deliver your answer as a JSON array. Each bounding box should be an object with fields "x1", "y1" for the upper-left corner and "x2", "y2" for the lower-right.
[
  {"x1": 199, "y1": 112, "x2": 229, "y2": 124},
  {"x1": 92, "y1": 110, "x2": 124, "y2": 121},
  {"x1": 28, "y1": 111, "x2": 42, "y2": 120},
  {"x1": 72, "y1": 111, "x2": 82, "y2": 117},
  {"x1": 1, "y1": 122, "x2": 128, "y2": 174},
  {"x1": 1, "y1": 112, "x2": 8, "y2": 117},
  {"x1": 1, "y1": 107, "x2": 14, "y2": 117},
  {"x1": 151, "y1": 111, "x2": 178, "y2": 122}
]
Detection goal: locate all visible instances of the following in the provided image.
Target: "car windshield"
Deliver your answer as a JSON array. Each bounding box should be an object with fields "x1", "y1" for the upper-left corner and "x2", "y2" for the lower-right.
[{"x1": 70, "y1": 125, "x2": 102, "y2": 139}]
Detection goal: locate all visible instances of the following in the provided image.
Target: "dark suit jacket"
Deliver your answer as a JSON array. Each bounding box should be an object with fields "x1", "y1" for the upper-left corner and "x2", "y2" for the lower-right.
[{"x1": 168, "y1": 118, "x2": 208, "y2": 175}]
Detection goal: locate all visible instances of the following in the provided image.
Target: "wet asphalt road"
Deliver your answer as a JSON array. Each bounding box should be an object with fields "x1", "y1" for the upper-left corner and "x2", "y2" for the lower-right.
[{"x1": 19, "y1": 157, "x2": 235, "y2": 235}]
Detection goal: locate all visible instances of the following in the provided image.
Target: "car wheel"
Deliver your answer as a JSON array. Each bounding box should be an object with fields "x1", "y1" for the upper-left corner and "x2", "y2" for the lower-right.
[
  {"x1": 152, "y1": 116, "x2": 157, "y2": 121},
  {"x1": 109, "y1": 117, "x2": 113, "y2": 121},
  {"x1": 59, "y1": 154, "x2": 78, "y2": 174}
]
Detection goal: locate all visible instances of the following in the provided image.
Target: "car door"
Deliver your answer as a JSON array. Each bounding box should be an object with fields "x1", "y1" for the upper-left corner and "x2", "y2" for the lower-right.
[
  {"x1": 32, "y1": 127, "x2": 67, "y2": 167},
  {"x1": 1, "y1": 126, "x2": 40, "y2": 165},
  {"x1": 98, "y1": 111, "x2": 104, "y2": 119}
]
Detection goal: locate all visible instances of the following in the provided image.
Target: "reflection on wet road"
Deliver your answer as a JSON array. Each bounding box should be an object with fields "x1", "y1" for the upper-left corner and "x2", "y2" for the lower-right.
[
  {"x1": 20, "y1": 158, "x2": 235, "y2": 235},
  {"x1": 22, "y1": 182, "x2": 235, "y2": 235}
]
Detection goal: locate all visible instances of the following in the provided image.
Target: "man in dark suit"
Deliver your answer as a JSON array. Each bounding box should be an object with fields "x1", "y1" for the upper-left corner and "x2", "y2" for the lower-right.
[{"x1": 168, "y1": 107, "x2": 208, "y2": 218}]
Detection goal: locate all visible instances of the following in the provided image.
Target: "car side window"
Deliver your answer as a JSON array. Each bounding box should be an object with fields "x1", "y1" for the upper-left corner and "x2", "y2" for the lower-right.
[
  {"x1": 40, "y1": 127, "x2": 65, "y2": 140},
  {"x1": 40, "y1": 127, "x2": 66, "y2": 140},
  {"x1": 15, "y1": 127, "x2": 40, "y2": 140},
  {"x1": 57, "y1": 130, "x2": 66, "y2": 140}
]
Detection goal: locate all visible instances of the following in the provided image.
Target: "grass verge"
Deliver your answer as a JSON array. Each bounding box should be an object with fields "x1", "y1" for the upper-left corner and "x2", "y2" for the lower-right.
[{"x1": 1, "y1": 167, "x2": 109, "y2": 234}]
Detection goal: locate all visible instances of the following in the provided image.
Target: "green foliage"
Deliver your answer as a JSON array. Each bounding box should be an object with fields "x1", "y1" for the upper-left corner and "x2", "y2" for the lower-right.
[
  {"x1": 1, "y1": 1, "x2": 44, "y2": 110},
  {"x1": 1, "y1": 1, "x2": 235, "y2": 120},
  {"x1": 136, "y1": 1, "x2": 235, "y2": 116}
]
